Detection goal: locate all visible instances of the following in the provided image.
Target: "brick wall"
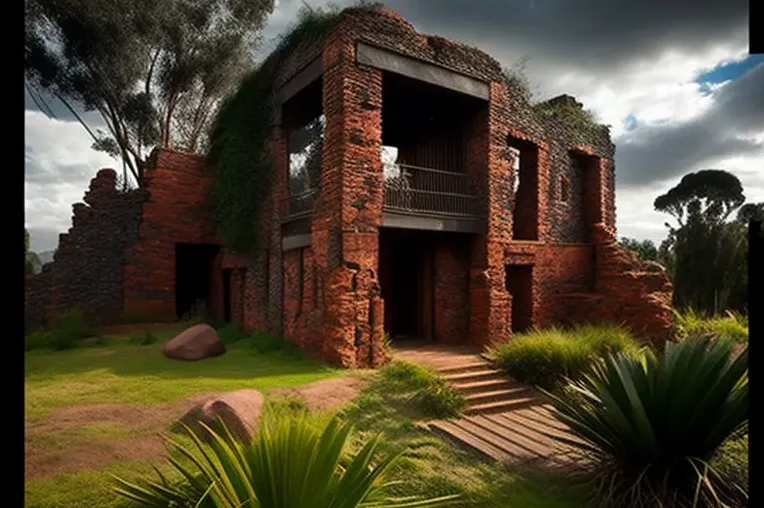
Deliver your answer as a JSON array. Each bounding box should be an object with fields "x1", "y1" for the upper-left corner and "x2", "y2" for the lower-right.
[
  {"x1": 24, "y1": 169, "x2": 148, "y2": 330},
  {"x1": 122, "y1": 149, "x2": 220, "y2": 321},
  {"x1": 434, "y1": 236, "x2": 471, "y2": 344}
]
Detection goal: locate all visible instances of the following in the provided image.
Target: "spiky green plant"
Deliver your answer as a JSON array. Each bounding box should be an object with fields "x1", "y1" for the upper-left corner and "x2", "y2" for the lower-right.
[
  {"x1": 113, "y1": 416, "x2": 460, "y2": 507},
  {"x1": 543, "y1": 336, "x2": 748, "y2": 508}
]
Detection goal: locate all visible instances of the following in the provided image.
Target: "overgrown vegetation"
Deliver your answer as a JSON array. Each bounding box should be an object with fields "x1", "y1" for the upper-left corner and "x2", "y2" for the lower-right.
[
  {"x1": 544, "y1": 336, "x2": 748, "y2": 508},
  {"x1": 377, "y1": 361, "x2": 465, "y2": 419},
  {"x1": 25, "y1": 307, "x2": 88, "y2": 352},
  {"x1": 207, "y1": 4, "x2": 349, "y2": 254},
  {"x1": 673, "y1": 308, "x2": 749, "y2": 344},
  {"x1": 533, "y1": 101, "x2": 601, "y2": 130},
  {"x1": 486, "y1": 323, "x2": 641, "y2": 390},
  {"x1": 336, "y1": 361, "x2": 586, "y2": 507},
  {"x1": 114, "y1": 416, "x2": 461, "y2": 507}
]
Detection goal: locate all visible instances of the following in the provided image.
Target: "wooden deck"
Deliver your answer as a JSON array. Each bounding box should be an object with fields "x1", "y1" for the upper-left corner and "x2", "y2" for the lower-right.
[{"x1": 395, "y1": 342, "x2": 584, "y2": 467}]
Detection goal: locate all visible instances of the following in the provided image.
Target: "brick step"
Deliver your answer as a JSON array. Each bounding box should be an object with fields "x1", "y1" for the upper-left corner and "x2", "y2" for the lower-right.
[
  {"x1": 463, "y1": 386, "x2": 534, "y2": 405},
  {"x1": 450, "y1": 376, "x2": 520, "y2": 394},
  {"x1": 435, "y1": 361, "x2": 492, "y2": 376},
  {"x1": 442, "y1": 368, "x2": 503, "y2": 383},
  {"x1": 465, "y1": 396, "x2": 537, "y2": 415}
]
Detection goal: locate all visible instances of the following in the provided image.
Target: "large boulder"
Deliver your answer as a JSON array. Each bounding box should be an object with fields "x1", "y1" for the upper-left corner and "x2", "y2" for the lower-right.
[
  {"x1": 179, "y1": 389, "x2": 264, "y2": 443},
  {"x1": 163, "y1": 324, "x2": 225, "y2": 361}
]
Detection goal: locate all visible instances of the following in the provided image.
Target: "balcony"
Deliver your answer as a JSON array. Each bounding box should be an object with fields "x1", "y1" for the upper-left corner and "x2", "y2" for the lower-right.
[{"x1": 382, "y1": 163, "x2": 484, "y2": 233}]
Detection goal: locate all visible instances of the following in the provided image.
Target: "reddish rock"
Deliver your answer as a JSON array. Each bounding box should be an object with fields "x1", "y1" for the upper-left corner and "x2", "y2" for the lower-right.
[
  {"x1": 180, "y1": 389, "x2": 264, "y2": 443},
  {"x1": 163, "y1": 324, "x2": 226, "y2": 361}
]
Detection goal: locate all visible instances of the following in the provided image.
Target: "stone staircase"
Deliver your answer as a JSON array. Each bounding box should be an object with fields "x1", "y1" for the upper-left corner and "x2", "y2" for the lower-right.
[
  {"x1": 437, "y1": 361, "x2": 537, "y2": 415},
  {"x1": 395, "y1": 342, "x2": 581, "y2": 466}
]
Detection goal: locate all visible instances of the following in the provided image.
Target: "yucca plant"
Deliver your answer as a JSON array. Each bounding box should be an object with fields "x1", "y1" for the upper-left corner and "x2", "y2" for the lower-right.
[
  {"x1": 113, "y1": 415, "x2": 461, "y2": 508},
  {"x1": 542, "y1": 336, "x2": 748, "y2": 508}
]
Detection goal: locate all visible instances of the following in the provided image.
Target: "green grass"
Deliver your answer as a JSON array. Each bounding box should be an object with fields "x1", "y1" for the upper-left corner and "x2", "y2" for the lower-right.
[
  {"x1": 673, "y1": 308, "x2": 749, "y2": 343},
  {"x1": 337, "y1": 361, "x2": 587, "y2": 508},
  {"x1": 486, "y1": 323, "x2": 641, "y2": 390},
  {"x1": 25, "y1": 330, "x2": 341, "y2": 421}
]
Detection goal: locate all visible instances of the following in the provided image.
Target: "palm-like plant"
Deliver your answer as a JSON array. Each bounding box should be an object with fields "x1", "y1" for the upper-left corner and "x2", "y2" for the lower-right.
[
  {"x1": 113, "y1": 415, "x2": 460, "y2": 508},
  {"x1": 543, "y1": 336, "x2": 748, "y2": 508}
]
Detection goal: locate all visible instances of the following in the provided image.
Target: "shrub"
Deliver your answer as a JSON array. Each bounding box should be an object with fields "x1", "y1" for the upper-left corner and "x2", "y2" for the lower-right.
[
  {"x1": 673, "y1": 308, "x2": 749, "y2": 344},
  {"x1": 113, "y1": 416, "x2": 460, "y2": 507},
  {"x1": 710, "y1": 431, "x2": 748, "y2": 505},
  {"x1": 24, "y1": 329, "x2": 53, "y2": 352},
  {"x1": 381, "y1": 361, "x2": 465, "y2": 419},
  {"x1": 486, "y1": 324, "x2": 640, "y2": 390},
  {"x1": 544, "y1": 336, "x2": 748, "y2": 508},
  {"x1": 249, "y1": 331, "x2": 299, "y2": 355},
  {"x1": 129, "y1": 331, "x2": 157, "y2": 346},
  {"x1": 217, "y1": 322, "x2": 248, "y2": 344},
  {"x1": 204, "y1": 317, "x2": 228, "y2": 330}
]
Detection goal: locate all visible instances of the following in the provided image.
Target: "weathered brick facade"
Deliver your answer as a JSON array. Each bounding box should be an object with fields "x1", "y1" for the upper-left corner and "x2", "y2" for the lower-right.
[{"x1": 24, "y1": 6, "x2": 672, "y2": 365}]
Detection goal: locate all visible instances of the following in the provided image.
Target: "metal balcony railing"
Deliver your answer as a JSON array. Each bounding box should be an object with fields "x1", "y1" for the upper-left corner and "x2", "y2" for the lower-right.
[{"x1": 383, "y1": 163, "x2": 479, "y2": 216}]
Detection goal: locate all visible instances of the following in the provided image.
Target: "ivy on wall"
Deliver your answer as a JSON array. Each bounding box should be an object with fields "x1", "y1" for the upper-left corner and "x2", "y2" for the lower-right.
[{"x1": 206, "y1": 6, "x2": 343, "y2": 255}]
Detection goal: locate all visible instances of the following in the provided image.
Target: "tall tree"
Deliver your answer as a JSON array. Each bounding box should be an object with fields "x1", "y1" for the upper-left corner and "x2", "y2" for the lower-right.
[
  {"x1": 25, "y1": 0, "x2": 275, "y2": 186},
  {"x1": 654, "y1": 170, "x2": 750, "y2": 313},
  {"x1": 618, "y1": 237, "x2": 659, "y2": 262},
  {"x1": 24, "y1": 229, "x2": 41, "y2": 276}
]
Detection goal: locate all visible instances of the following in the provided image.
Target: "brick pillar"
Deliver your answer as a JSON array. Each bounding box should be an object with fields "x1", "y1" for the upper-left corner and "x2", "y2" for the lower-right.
[
  {"x1": 467, "y1": 82, "x2": 512, "y2": 349},
  {"x1": 314, "y1": 30, "x2": 385, "y2": 368}
]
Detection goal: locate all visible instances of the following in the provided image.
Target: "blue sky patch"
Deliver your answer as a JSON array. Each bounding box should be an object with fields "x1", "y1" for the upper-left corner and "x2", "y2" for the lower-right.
[{"x1": 695, "y1": 55, "x2": 764, "y2": 87}]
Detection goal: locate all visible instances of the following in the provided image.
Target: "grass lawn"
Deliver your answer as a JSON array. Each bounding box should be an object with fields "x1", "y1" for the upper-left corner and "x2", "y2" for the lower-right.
[
  {"x1": 25, "y1": 326, "x2": 586, "y2": 508},
  {"x1": 25, "y1": 326, "x2": 342, "y2": 421}
]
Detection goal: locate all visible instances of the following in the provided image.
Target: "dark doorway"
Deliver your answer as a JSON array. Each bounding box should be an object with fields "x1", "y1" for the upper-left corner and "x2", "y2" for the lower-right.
[
  {"x1": 175, "y1": 243, "x2": 220, "y2": 319},
  {"x1": 505, "y1": 264, "x2": 533, "y2": 333},
  {"x1": 222, "y1": 269, "x2": 232, "y2": 322},
  {"x1": 379, "y1": 228, "x2": 435, "y2": 340}
]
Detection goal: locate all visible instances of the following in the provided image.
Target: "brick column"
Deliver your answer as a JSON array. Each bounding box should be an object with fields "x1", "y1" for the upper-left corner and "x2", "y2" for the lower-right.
[
  {"x1": 268, "y1": 127, "x2": 288, "y2": 335},
  {"x1": 314, "y1": 30, "x2": 385, "y2": 368},
  {"x1": 467, "y1": 82, "x2": 512, "y2": 349}
]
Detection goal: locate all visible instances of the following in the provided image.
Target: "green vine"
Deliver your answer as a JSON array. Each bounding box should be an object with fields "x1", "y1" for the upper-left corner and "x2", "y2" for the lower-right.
[
  {"x1": 533, "y1": 102, "x2": 601, "y2": 130},
  {"x1": 206, "y1": 5, "x2": 346, "y2": 255}
]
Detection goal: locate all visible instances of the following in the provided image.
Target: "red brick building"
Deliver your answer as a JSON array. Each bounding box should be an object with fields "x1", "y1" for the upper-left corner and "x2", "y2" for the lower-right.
[{"x1": 25, "y1": 7, "x2": 673, "y2": 367}]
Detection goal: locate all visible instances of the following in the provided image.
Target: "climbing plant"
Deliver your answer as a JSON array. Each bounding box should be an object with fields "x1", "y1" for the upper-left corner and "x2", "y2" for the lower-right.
[
  {"x1": 207, "y1": 2, "x2": 384, "y2": 255},
  {"x1": 206, "y1": 5, "x2": 343, "y2": 254}
]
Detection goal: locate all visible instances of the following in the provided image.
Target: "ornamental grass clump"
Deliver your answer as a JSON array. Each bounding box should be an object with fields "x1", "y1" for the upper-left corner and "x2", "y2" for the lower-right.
[{"x1": 543, "y1": 335, "x2": 748, "y2": 508}]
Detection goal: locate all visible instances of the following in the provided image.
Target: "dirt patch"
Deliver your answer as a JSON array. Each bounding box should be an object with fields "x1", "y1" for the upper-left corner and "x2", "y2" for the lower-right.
[
  {"x1": 25, "y1": 377, "x2": 369, "y2": 482},
  {"x1": 269, "y1": 377, "x2": 369, "y2": 413},
  {"x1": 25, "y1": 394, "x2": 212, "y2": 439},
  {"x1": 25, "y1": 434, "x2": 167, "y2": 482}
]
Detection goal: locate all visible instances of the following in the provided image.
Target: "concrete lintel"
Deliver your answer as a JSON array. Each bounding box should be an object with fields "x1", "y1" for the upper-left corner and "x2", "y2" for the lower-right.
[
  {"x1": 275, "y1": 58, "x2": 323, "y2": 105},
  {"x1": 356, "y1": 42, "x2": 490, "y2": 101},
  {"x1": 382, "y1": 212, "x2": 485, "y2": 233},
  {"x1": 282, "y1": 234, "x2": 312, "y2": 251}
]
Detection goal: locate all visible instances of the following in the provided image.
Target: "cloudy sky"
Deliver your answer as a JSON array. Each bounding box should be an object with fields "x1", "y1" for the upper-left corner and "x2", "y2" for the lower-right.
[{"x1": 24, "y1": 0, "x2": 762, "y2": 252}]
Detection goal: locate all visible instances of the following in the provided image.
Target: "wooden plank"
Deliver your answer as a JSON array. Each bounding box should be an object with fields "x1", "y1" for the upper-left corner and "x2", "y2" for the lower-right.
[
  {"x1": 455, "y1": 417, "x2": 538, "y2": 459},
  {"x1": 356, "y1": 42, "x2": 490, "y2": 100},
  {"x1": 496, "y1": 411, "x2": 588, "y2": 448},
  {"x1": 488, "y1": 413, "x2": 568, "y2": 452},
  {"x1": 465, "y1": 415, "x2": 552, "y2": 458},
  {"x1": 429, "y1": 420, "x2": 512, "y2": 463}
]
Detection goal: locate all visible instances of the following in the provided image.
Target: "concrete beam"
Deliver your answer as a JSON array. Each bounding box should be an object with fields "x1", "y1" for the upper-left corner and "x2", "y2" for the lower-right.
[
  {"x1": 275, "y1": 58, "x2": 323, "y2": 105},
  {"x1": 282, "y1": 234, "x2": 312, "y2": 251},
  {"x1": 356, "y1": 42, "x2": 490, "y2": 101},
  {"x1": 382, "y1": 212, "x2": 486, "y2": 234}
]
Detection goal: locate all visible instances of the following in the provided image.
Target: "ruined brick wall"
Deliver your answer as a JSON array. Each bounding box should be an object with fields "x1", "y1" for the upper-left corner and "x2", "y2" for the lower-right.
[
  {"x1": 123, "y1": 149, "x2": 219, "y2": 321},
  {"x1": 434, "y1": 236, "x2": 471, "y2": 344},
  {"x1": 504, "y1": 242, "x2": 595, "y2": 331},
  {"x1": 24, "y1": 169, "x2": 148, "y2": 329}
]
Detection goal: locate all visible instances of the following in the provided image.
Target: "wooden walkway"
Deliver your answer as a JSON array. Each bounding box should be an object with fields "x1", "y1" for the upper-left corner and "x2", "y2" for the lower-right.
[{"x1": 395, "y1": 342, "x2": 584, "y2": 467}]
